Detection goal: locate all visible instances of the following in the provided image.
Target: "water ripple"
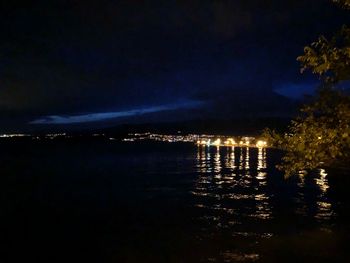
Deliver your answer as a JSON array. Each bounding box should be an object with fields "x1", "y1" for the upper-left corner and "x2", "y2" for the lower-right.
[{"x1": 191, "y1": 145, "x2": 336, "y2": 258}]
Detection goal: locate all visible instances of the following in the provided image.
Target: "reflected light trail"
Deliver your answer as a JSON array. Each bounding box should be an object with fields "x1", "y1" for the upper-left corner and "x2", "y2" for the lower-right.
[
  {"x1": 191, "y1": 145, "x2": 338, "y2": 257},
  {"x1": 315, "y1": 169, "x2": 330, "y2": 194},
  {"x1": 315, "y1": 169, "x2": 333, "y2": 221},
  {"x1": 193, "y1": 146, "x2": 334, "y2": 232},
  {"x1": 225, "y1": 147, "x2": 236, "y2": 171},
  {"x1": 245, "y1": 147, "x2": 250, "y2": 170},
  {"x1": 257, "y1": 147, "x2": 267, "y2": 171},
  {"x1": 214, "y1": 146, "x2": 222, "y2": 173}
]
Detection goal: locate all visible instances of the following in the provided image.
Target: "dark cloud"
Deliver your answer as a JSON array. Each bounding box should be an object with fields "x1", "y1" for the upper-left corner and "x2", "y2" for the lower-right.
[{"x1": 0, "y1": 0, "x2": 349, "y2": 130}]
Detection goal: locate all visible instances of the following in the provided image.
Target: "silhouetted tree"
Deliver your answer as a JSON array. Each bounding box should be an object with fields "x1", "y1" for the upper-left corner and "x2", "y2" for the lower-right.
[
  {"x1": 264, "y1": 0, "x2": 350, "y2": 176},
  {"x1": 333, "y1": 0, "x2": 350, "y2": 9}
]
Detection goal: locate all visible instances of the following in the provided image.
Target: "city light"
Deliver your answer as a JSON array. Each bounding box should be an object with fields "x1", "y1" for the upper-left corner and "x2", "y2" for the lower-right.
[
  {"x1": 212, "y1": 138, "x2": 221, "y2": 146},
  {"x1": 0, "y1": 132, "x2": 269, "y2": 148},
  {"x1": 122, "y1": 133, "x2": 268, "y2": 148},
  {"x1": 256, "y1": 140, "x2": 267, "y2": 148},
  {"x1": 0, "y1": 134, "x2": 30, "y2": 138},
  {"x1": 224, "y1": 138, "x2": 236, "y2": 145}
]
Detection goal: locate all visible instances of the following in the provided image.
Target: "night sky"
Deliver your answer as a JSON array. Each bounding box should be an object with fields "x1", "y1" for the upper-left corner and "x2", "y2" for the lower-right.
[{"x1": 0, "y1": 0, "x2": 349, "y2": 131}]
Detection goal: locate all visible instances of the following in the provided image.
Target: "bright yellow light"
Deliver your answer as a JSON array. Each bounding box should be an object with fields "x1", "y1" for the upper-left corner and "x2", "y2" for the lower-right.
[
  {"x1": 224, "y1": 138, "x2": 236, "y2": 145},
  {"x1": 239, "y1": 141, "x2": 244, "y2": 145},
  {"x1": 256, "y1": 140, "x2": 267, "y2": 148},
  {"x1": 212, "y1": 138, "x2": 221, "y2": 146}
]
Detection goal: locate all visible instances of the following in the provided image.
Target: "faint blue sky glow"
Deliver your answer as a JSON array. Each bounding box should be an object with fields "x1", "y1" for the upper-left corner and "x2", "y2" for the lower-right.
[{"x1": 274, "y1": 82, "x2": 316, "y2": 99}]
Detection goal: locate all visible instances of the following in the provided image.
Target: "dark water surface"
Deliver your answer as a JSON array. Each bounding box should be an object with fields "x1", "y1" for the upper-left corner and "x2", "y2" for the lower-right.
[{"x1": 0, "y1": 140, "x2": 350, "y2": 262}]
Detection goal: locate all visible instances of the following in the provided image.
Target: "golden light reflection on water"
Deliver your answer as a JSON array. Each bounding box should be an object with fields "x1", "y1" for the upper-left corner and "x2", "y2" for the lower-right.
[
  {"x1": 245, "y1": 147, "x2": 250, "y2": 171},
  {"x1": 225, "y1": 147, "x2": 236, "y2": 171},
  {"x1": 256, "y1": 148, "x2": 267, "y2": 187},
  {"x1": 239, "y1": 148, "x2": 244, "y2": 170},
  {"x1": 315, "y1": 169, "x2": 333, "y2": 221},
  {"x1": 191, "y1": 147, "x2": 336, "y2": 263},
  {"x1": 316, "y1": 169, "x2": 330, "y2": 194},
  {"x1": 257, "y1": 147, "x2": 266, "y2": 171},
  {"x1": 192, "y1": 146, "x2": 272, "y2": 231},
  {"x1": 214, "y1": 146, "x2": 221, "y2": 173},
  {"x1": 193, "y1": 146, "x2": 335, "y2": 230}
]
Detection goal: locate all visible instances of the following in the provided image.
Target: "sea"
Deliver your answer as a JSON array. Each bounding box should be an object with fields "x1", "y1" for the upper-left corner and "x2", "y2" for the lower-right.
[{"x1": 0, "y1": 140, "x2": 349, "y2": 262}]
